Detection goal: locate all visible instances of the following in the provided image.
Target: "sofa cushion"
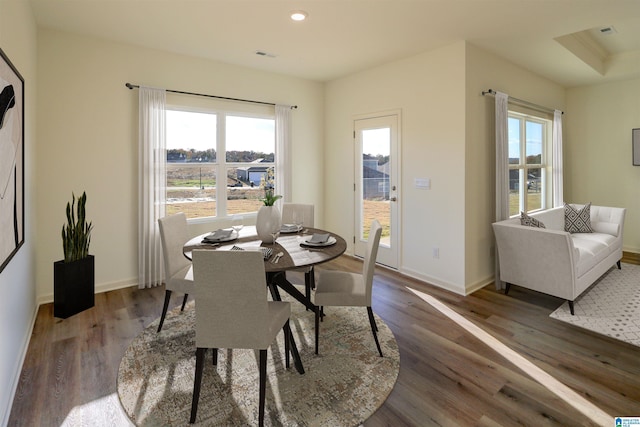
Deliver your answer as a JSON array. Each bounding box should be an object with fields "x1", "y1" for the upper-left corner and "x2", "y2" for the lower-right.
[
  {"x1": 520, "y1": 212, "x2": 546, "y2": 228},
  {"x1": 565, "y1": 203, "x2": 593, "y2": 233},
  {"x1": 572, "y1": 233, "x2": 617, "y2": 276}
]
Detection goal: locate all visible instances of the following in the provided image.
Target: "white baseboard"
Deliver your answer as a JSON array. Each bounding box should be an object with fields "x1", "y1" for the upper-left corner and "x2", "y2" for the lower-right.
[{"x1": 36, "y1": 277, "x2": 139, "y2": 306}]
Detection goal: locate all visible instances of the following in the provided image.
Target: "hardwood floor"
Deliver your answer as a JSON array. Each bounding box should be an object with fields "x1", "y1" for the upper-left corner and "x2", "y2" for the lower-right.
[{"x1": 9, "y1": 256, "x2": 640, "y2": 426}]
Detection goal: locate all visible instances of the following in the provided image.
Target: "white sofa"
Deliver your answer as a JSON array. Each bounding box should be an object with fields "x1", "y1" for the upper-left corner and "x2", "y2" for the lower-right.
[{"x1": 492, "y1": 204, "x2": 626, "y2": 314}]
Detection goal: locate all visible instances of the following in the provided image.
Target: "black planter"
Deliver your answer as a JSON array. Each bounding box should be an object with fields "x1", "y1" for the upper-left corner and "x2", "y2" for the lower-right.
[{"x1": 54, "y1": 255, "x2": 95, "y2": 318}]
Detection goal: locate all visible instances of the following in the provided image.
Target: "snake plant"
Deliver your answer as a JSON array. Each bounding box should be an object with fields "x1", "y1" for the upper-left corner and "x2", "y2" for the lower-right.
[{"x1": 61, "y1": 192, "x2": 93, "y2": 263}]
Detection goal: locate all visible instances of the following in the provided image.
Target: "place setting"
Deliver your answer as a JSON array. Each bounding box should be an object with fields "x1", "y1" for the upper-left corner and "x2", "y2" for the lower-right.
[
  {"x1": 299, "y1": 232, "x2": 337, "y2": 249},
  {"x1": 200, "y1": 214, "x2": 245, "y2": 244}
]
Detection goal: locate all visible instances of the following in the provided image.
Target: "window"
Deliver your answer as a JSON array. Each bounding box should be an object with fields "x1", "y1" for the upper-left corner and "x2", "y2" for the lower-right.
[
  {"x1": 166, "y1": 107, "x2": 276, "y2": 220},
  {"x1": 508, "y1": 111, "x2": 552, "y2": 216}
]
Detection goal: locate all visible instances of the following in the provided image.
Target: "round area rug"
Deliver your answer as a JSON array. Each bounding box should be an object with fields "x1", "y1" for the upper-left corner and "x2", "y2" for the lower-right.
[{"x1": 117, "y1": 291, "x2": 400, "y2": 426}]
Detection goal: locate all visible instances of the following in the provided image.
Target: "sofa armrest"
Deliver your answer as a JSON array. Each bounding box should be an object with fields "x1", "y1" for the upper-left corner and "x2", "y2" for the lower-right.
[{"x1": 492, "y1": 222, "x2": 576, "y2": 300}]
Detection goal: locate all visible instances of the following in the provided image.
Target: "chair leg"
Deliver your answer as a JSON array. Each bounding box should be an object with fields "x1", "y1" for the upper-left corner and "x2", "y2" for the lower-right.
[
  {"x1": 283, "y1": 321, "x2": 290, "y2": 368},
  {"x1": 258, "y1": 349, "x2": 267, "y2": 427},
  {"x1": 617, "y1": 260, "x2": 621, "y2": 269},
  {"x1": 568, "y1": 300, "x2": 575, "y2": 315},
  {"x1": 212, "y1": 348, "x2": 218, "y2": 365},
  {"x1": 157, "y1": 290, "x2": 172, "y2": 333},
  {"x1": 367, "y1": 307, "x2": 383, "y2": 357},
  {"x1": 315, "y1": 307, "x2": 320, "y2": 355},
  {"x1": 504, "y1": 282, "x2": 511, "y2": 295},
  {"x1": 181, "y1": 294, "x2": 189, "y2": 311},
  {"x1": 190, "y1": 347, "x2": 206, "y2": 423}
]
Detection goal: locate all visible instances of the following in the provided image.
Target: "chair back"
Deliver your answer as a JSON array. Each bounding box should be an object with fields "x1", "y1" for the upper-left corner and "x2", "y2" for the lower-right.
[
  {"x1": 192, "y1": 250, "x2": 270, "y2": 349},
  {"x1": 363, "y1": 220, "x2": 382, "y2": 302},
  {"x1": 282, "y1": 203, "x2": 315, "y2": 227},
  {"x1": 158, "y1": 213, "x2": 191, "y2": 279}
]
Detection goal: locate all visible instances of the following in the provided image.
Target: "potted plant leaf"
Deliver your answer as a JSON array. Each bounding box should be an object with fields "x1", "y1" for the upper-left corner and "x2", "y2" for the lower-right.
[{"x1": 54, "y1": 191, "x2": 95, "y2": 318}]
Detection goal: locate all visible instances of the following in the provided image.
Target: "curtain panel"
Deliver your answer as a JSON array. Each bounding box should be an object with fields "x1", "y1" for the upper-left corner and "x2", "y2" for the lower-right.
[
  {"x1": 138, "y1": 86, "x2": 167, "y2": 289},
  {"x1": 275, "y1": 105, "x2": 292, "y2": 206},
  {"x1": 552, "y1": 110, "x2": 564, "y2": 207},
  {"x1": 494, "y1": 91, "x2": 509, "y2": 290}
]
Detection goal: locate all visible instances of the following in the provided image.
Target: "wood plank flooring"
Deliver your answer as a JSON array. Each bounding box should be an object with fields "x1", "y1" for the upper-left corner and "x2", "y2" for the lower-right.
[{"x1": 8, "y1": 256, "x2": 640, "y2": 426}]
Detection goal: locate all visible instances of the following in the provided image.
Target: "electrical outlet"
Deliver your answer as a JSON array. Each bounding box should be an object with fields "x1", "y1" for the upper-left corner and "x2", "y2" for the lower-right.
[{"x1": 432, "y1": 247, "x2": 439, "y2": 259}]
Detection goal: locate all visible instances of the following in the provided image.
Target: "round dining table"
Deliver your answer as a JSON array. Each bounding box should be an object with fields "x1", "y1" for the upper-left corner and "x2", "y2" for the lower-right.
[{"x1": 184, "y1": 226, "x2": 347, "y2": 375}]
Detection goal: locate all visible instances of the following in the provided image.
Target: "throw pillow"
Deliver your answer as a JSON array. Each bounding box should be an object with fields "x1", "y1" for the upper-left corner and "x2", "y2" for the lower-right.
[
  {"x1": 564, "y1": 203, "x2": 593, "y2": 233},
  {"x1": 520, "y1": 212, "x2": 546, "y2": 228}
]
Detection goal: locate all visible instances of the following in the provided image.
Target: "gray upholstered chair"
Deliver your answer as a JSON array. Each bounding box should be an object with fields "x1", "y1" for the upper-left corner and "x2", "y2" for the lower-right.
[
  {"x1": 312, "y1": 219, "x2": 383, "y2": 357},
  {"x1": 281, "y1": 203, "x2": 316, "y2": 298},
  {"x1": 157, "y1": 213, "x2": 193, "y2": 333},
  {"x1": 189, "y1": 250, "x2": 298, "y2": 426}
]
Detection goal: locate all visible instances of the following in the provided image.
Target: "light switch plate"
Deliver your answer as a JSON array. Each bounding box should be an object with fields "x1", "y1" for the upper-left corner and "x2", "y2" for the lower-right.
[{"x1": 415, "y1": 178, "x2": 431, "y2": 189}]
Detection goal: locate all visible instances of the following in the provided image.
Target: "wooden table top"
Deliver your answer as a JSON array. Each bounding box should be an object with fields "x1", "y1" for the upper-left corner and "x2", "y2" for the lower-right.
[{"x1": 184, "y1": 226, "x2": 347, "y2": 273}]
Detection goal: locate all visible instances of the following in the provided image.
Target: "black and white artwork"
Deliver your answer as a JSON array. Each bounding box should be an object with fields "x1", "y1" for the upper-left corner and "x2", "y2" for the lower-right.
[{"x1": 0, "y1": 48, "x2": 24, "y2": 274}]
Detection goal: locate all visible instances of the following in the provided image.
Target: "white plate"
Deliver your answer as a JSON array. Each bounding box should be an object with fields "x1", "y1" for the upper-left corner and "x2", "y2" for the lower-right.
[
  {"x1": 301, "y1": 236, "x2": 337, "y2": 247},
  {"x1": 280, "y1": 224, "x2": 302, "y2": 234},
  {"x1": 202, "y1": 229, "x2": 238, "y2": 243}
]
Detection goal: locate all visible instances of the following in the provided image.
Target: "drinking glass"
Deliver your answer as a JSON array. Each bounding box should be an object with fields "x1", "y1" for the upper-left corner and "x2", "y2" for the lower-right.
[
  {"x1": 293, "y1": 211, "x2": 304, "y2": 232},
  {"x1": 270, "y1": 227, "x2": 280, "y2": 245},
  {"x1": 231, "y1": 215, "x2": 244, "y2": 235}
]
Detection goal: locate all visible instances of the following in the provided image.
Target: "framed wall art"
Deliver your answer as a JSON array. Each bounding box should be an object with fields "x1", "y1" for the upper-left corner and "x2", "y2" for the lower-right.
[
  {"x1": 0, "y1": 48, "x2": 24, "y2": 274},
  {"x1": 633, "y1": 128, "x2": 640, "y2": 166}
]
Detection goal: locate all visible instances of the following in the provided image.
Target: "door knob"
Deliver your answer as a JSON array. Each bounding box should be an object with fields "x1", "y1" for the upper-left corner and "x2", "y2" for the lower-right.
[{"x1": 390, "y1": 197, "x2": 397, "y2": 202}]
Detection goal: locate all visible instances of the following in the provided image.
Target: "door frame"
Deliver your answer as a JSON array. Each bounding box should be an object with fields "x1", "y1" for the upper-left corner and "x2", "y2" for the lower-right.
[{"x1": 353, "y1": 110, "x2": 401, "y2": 269}]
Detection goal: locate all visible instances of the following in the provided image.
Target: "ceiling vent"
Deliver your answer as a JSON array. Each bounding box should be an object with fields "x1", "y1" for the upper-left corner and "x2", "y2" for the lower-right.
[
  {"x1": 599, "y1": 26, "x2": 617, "y2": 35},
  {"x1": 255, "y1": 50, "x2": 277, "y2": 58}
]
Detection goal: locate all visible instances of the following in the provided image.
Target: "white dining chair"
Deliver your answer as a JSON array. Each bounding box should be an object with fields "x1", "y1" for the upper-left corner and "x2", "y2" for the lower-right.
[
  {"x1": 281, "y1": 203, "x2": 316, "y2": 298},
  {"x1": 312, "y1": 219, "x2": 383, "y2": 357},
  {"x1": 189, "y1": 249, "x2": 298, "y2": 426},
  {"x1": 157, "y1": 213, "x2": 194, "y2": 333}
]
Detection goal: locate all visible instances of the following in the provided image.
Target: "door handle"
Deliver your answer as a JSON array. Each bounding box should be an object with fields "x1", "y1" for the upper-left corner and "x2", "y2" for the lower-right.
[{"x1": 390, "y1": 197, "x2": 397, "y2": 202}]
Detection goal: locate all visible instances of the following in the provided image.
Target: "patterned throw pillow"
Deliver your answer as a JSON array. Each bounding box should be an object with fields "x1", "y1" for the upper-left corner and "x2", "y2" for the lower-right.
[
  {"x1": 520, "y1": 212, "x2": 546, "y2": 228},
  {"x1": 564, "y1": 203, "x2": 593, "y2": 233}
]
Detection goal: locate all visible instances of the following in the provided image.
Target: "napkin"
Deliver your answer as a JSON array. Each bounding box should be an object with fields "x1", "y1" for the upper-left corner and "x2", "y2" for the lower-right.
[
  {"x1": 231, "y1": 245, "x2": 272, "y2": 260},
  {"x1": 307, "y1": 233, "x2": 330, "y2": 244},
  {"x1": 281, "y1": 224, "x2": 300, "y2": 233},
  {"x1": 204, "y1": 229, "x2": 233, "y2": 242}
]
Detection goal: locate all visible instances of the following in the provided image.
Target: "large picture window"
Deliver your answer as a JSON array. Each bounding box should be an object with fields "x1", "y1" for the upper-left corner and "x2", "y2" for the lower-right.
[
  {"x1": 508, "y1": 111, "x2": 552, "y2": 216},
  {"x1": 166, "y1": 107, "x2": 276, "y2": 220}
]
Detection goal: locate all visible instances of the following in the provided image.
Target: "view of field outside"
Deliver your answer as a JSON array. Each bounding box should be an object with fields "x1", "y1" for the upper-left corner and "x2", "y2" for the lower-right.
[
  {"x1": 166, "y1": 109, "x2": 393, "y2": 234},
  {"x1": 166, "y1": 109, "x2": 275, "y2": 219},
  {"x1": 361, "y1": 126, "x2": 392, "y2": 241}
]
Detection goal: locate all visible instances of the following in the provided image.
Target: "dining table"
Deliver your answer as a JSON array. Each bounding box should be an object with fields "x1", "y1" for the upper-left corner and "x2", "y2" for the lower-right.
[{"x1": 183, "y1": 225, "x2": 347, "y2": 374}]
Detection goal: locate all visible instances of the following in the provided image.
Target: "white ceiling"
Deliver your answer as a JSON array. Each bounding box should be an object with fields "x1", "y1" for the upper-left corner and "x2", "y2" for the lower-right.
[{"x1": 29, "y1": 0, "x2": 640, "y2": 87}]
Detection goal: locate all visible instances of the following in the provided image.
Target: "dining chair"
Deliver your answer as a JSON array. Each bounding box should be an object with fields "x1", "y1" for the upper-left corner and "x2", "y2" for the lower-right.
[
  {"x1": 157, "y1": 212, "x2": 193, "y2": 333},
  {"x1": 312, "y1": 219, "x2": 383, "y2": 357},
  {"x1": 281, "y1": 203, "x2": 316, "y2": 298},
  {"x1": 189, "y1": 249, "x2": 298, "y2": 426}
]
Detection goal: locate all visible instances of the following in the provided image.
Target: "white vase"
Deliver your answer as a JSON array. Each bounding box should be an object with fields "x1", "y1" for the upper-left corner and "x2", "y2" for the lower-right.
[{"x1": 256, "y1": 205, "x2": 282, "y2": 244}]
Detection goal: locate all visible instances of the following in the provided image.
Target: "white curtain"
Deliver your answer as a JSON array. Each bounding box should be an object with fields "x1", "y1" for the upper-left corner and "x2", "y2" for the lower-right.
[
  {"x1": 138, "y1": 86, "x2": 166, "y2": 289},
  {"x1": 494, "y1": 91, "x2": 509, "y2": 290},
  {"x1": 275, "y1": 104, "x2": 292, "y2": 205},
  {"x1": 552, "y1": 110, "x2": 564, "y2": 207}
]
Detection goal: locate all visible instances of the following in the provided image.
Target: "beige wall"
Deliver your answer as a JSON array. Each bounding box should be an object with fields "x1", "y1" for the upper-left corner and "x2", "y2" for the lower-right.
[
  {"x1": 465, "y1": 43, "x2": 566, "y2": 291},
  {"x1": 325, "y1": 42, "x2": 468, "y2": 293},
  {"x1": 0, "y1": 0, "x2": 37, "y2": 423},
  {"x1": 36, "y1": 29, "x2": 324, "y2": 302},
  {"x1": 325, "y1": 41, "x2": 566, "y2": 294},
  {"x1": 565, "y1": 77, "x2": 640, "y2": 252}
]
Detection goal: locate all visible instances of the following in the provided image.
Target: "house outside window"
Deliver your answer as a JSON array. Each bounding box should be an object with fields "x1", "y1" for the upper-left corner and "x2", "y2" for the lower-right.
[
  {"x1": 166, "y1": 108, "x2": 276, "y2": 220},
  {"x1": 508, "y1": 111, "x2": 552, "y2": 217}
]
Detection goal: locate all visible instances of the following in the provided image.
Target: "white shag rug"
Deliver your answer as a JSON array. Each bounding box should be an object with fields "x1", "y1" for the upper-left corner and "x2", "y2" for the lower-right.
[{"x1": 550, "y1": 263, "x2": 640, "y2": 347}]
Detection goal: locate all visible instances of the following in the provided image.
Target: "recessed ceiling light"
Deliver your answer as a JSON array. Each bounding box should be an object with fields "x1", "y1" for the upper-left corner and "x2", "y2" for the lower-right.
[{"x1": 290, "y1": 11, "x2": 308, "y2": 21}]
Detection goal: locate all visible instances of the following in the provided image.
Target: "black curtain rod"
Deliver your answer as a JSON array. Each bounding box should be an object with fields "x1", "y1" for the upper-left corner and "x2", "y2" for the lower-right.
[
  {"x1": 125, "y1": 83, "x2": 297, "y2": 109},
  {"x1": 482, "y1": 88, "x2": 563, "y2": 115}
]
